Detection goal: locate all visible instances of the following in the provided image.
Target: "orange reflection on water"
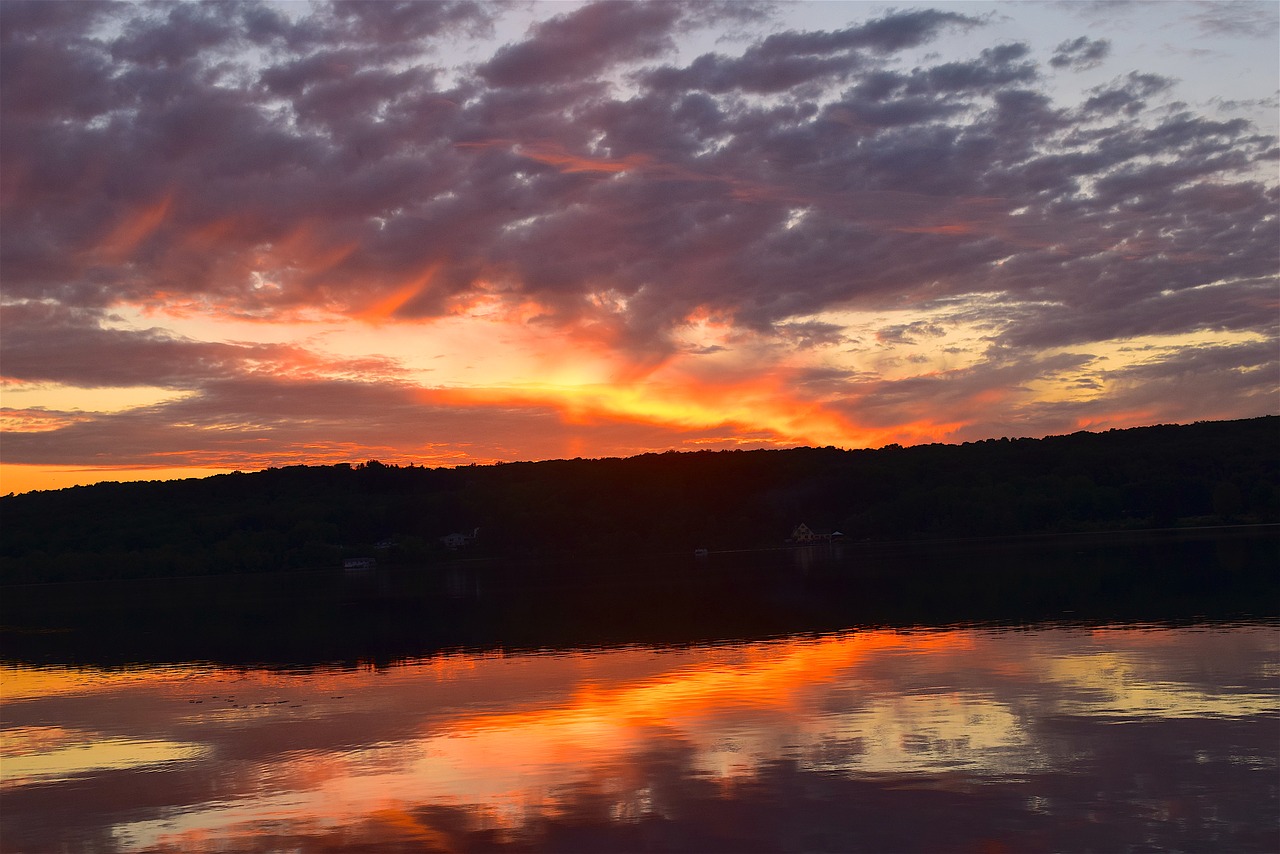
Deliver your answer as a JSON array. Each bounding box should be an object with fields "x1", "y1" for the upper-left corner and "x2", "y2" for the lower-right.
[
  {"x1": 451, "y1": 629, "x2": 966, "y2": 740},
  {"x1": 91, "y1": 631, "x2": 1003, "y2": 850},
  {"x1": 5, "y1": 624, "x2": 1277, "y2": 853},
  {"x1": 1, "y1": 662, "x2": 209, "y2": 701}
]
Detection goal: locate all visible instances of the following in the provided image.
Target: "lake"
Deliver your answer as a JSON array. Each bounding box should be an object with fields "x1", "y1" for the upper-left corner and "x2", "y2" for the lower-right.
[{"x1": 2, "y1": 533, "x2": 1278, "y2": 852}]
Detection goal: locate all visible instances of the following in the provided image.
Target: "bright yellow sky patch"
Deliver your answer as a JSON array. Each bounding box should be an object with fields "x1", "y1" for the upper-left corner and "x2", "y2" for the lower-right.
[
  {"x1": 1, "y1": 383, "x2": 195, "y2": 414},
  {"x1": 0, "y1": 465, "x2": 239, "y2": 495},
  {"x1": 1025, "y1": 330, "x2": 1271, "y2": 404}
]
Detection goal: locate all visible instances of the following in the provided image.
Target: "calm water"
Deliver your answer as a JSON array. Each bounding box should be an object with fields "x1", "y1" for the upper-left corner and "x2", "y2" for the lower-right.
[{"x1": 3, "y1": 622, "x2": 1277, "y2": 852}]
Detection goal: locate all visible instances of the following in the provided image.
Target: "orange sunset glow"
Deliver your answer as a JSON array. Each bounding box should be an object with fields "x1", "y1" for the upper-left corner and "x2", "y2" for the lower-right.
[{"x1": 1, "y1": 0, "x2": 1275, "y2": 493}]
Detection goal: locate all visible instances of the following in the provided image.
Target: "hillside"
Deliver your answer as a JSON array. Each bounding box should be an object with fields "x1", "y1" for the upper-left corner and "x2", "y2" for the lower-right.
[{"x1": 2, "y1": 417, "x2": 1276, "y2": 583}]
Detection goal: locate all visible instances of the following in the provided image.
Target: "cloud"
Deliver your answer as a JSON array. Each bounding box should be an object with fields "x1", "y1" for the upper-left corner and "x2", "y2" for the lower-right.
[
  {"x1": 640, "y1": 9, "x2": 979, "y2": 95},
  {"x1": 0, "y1": 1, "x2": 1274, "y2": 481},
  {"x1": 1049, "y1": 36, "x2": 1111, "y2": 70},
  {"x1": 1187, "y1": 0, "x2": 1279, "y2": 39},
  {"x1": 0, "y1": 302, "x2": 408, "y2": 390},
  {"x1": 0, "y1": 372, "x2": 843, "y2": 470},
  {"x1": 1080, "y1": 72, "x2": 1173, "y2": 116},
  {"x1": 876, "y1": 321, "x2": 948, "y2": 345},
  {"x1": 478, "y1": 1, "x2": 685, "y2": 87}
]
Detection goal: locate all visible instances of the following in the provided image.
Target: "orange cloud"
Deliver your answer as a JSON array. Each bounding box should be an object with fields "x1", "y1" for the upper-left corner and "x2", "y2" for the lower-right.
[
  {"x1": 0, "y1": 409, "x2": 91, "y2": 433},
  {"x1": 96, "y1": 192, "x2": 173, "y2": 260},
  {"x1": 358, "y1": 264, "x2": 440, "y2": 322},
  {"x1": 517, "y1": 141, "x2": 652, "y2": 175},
  {"x1": 463, "y1": 139, "x2": 734, "y2": 188},
  {"x1": 894, "y1": 222, "x2": 979, "y2": 236},
  {"x1": 181, "y1": 216, "x2": 241, "y2": 251}
]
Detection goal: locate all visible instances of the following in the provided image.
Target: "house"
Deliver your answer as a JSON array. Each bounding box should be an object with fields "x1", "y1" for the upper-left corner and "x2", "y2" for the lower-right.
[
  {"x1": 790, "y1": 523, "x2": 821, "y2": 543},
  {"x1": 343, "y1": 557, "x2": 376, "y2": 570},
  {"x1": 788, "y1": 524, "x2": 845, "y2": 544},
  {"x1": 440, "y1": 527, "x2": 480, "y2": 550}
]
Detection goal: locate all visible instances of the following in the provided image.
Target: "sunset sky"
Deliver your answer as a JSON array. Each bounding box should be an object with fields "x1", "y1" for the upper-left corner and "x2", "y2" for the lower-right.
[{"x1": 2, "y1": 0, "x2": 1277, "y2": 494}]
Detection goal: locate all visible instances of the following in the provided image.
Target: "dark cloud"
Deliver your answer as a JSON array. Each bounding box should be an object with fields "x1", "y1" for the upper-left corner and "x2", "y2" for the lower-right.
[
  {"x1": 0, "y1": 0, "x2": 112, "y2": 43},
  {"x1": 6, "y1": 0, "x2": 1267, "y2": 342},
  {"x1": 0, "y1": 302, "x2": 405, "y2": 390},
  {"x1": 641, "y1": 9, "x2": 978, "y2": 95},
  {"x1": 1049, "y1": 36, "x2": 1110, "y2": 70},
  {"x1": 1081, "y1": 72, "x2": 1174, "y2": 116},
  {"x1": 330, "y1": 0, "x2": 496, "y2": 42},
  {"x1": 479, "y1": 1, "x2": 683, "y2": 87},
  {"x1": 110, "y1": 3, "x2": 244, "y2": 68},
  {"x1": 756, "y1": 9, "x2": 978, "y2": 56}
]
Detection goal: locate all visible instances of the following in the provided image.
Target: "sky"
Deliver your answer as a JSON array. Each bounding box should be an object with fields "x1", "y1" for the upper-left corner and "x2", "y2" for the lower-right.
[{"x1": 1, "y1": 0, "x2": 1277, "y2": 494}]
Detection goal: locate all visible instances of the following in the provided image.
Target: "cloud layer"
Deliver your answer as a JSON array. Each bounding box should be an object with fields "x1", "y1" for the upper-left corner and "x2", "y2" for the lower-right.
[{"x1": 1, "y1": 0, "x2": 1276, "y2": 486}]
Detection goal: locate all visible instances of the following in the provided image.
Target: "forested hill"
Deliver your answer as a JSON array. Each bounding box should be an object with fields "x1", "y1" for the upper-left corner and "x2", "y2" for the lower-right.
[{"x1": 3, "y1": 417, "x2": 1276, "y2": 583}]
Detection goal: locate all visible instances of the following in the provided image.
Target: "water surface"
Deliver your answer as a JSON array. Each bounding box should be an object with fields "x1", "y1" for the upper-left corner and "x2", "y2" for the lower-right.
[{"x1": 4, "y1": 622, "x2": 1277, "y2": 852}]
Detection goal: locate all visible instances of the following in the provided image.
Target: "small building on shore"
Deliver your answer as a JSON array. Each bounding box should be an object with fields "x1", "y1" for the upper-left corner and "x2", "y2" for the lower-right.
[
  {"x1": 440, "y1": 527, "x2": 480, "y2": 550},
  {"x1": 788, "y1": 523, "x2": 846, "y2": 544},
  {"x1": 343, "y1": 557, "x2": 376, "y2": 570}
]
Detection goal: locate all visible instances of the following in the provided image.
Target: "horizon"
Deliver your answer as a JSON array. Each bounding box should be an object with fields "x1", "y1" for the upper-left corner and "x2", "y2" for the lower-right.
[
  {"x1": 2, "y1": 1, "x2": 1277, "y2": 495},
  {"x1": 5, "y1": 414, "x2": 1269, "y2": 497}
]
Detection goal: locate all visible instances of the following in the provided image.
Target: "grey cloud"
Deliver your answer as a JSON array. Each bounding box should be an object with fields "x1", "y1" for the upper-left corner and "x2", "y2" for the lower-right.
[
  {"x1": 479, "y1": 1, "x2": 682, "y2": 87},
  {"x1": 1187, "y1": 0, "x2": 1279, "y2": 39},
  {"x1": 642, "y1": 50, "x2": 859, "y2": 95},
  {"x1": 773, "y1": 321, "x2": 848, "y2": 349},
  {"x1": 642, "y1": 9, "x2": 980, "y2": 95},
  {"x1": 1082, "y1": 72, "x2": 1174, "y2": 116},
  {"x1": 0, "y1": 0, "x2": 113, "y2": 43},
  {"x1": 1049, "y1": 36, "x2": 1110, "y2": 70},
  {"x1": 876, "y1": 322, "x2": 947, "y2": 345},
  {"x1": 0, "y1": 302, "x2": 404, "y2": 390},
  {"x1": 0, "y1": 22, "x2": 118, "y2": 120},
  {"x1": 1005, "y1": 276, "x2": 1277, "y2": 351},
  {"x1": 110, "y1": 3, "x2": 244, "y2": 68},
  {"x1": 330, "y1": 0, "x2": 496, "y2": 42},
  {"x1": 830, "y1": 351, "x2": 1097, "y2": 431},
  {"x1": 834, "y1": 43, "x2": 1038, "y2": 107},
  {"x1": 754, "y1": 9, "x2": 977, "y2": 57},
  {"x1": 906, "y1": 45, "x2": 1039, "y2": 95}
]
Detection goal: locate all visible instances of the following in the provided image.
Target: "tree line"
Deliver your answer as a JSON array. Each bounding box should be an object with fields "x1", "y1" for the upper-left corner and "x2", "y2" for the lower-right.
[{"x1": 2, "y1": 416, "x2": 1276, "y2": 583}]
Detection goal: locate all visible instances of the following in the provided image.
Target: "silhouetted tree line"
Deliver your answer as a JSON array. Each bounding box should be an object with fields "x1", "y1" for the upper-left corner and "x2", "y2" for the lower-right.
[{"x1": 2, "y1": 417, "x2": 1276, "y2": 583}]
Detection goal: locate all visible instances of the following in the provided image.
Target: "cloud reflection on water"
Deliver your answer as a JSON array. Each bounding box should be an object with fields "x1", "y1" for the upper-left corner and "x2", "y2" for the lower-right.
[{"x1": 1, "y1": 624, "x2": 1276, "y2": 852}]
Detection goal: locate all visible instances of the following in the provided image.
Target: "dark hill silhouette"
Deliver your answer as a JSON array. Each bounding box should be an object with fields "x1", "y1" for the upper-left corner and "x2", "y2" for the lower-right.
[{"x1": 2, "y1": 417, "x2": 1276, "y2": 584}]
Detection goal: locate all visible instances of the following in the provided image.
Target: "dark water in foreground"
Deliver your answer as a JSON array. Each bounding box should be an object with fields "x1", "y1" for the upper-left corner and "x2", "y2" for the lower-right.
[{"x1": 2, "y1": 533, "x2": 1278, "y2": 852}]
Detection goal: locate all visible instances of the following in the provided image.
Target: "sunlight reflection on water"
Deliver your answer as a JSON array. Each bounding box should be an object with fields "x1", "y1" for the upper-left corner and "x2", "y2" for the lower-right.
[{"x1": 2, "y1": 624, "x2": 1277, "y2": 852}]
